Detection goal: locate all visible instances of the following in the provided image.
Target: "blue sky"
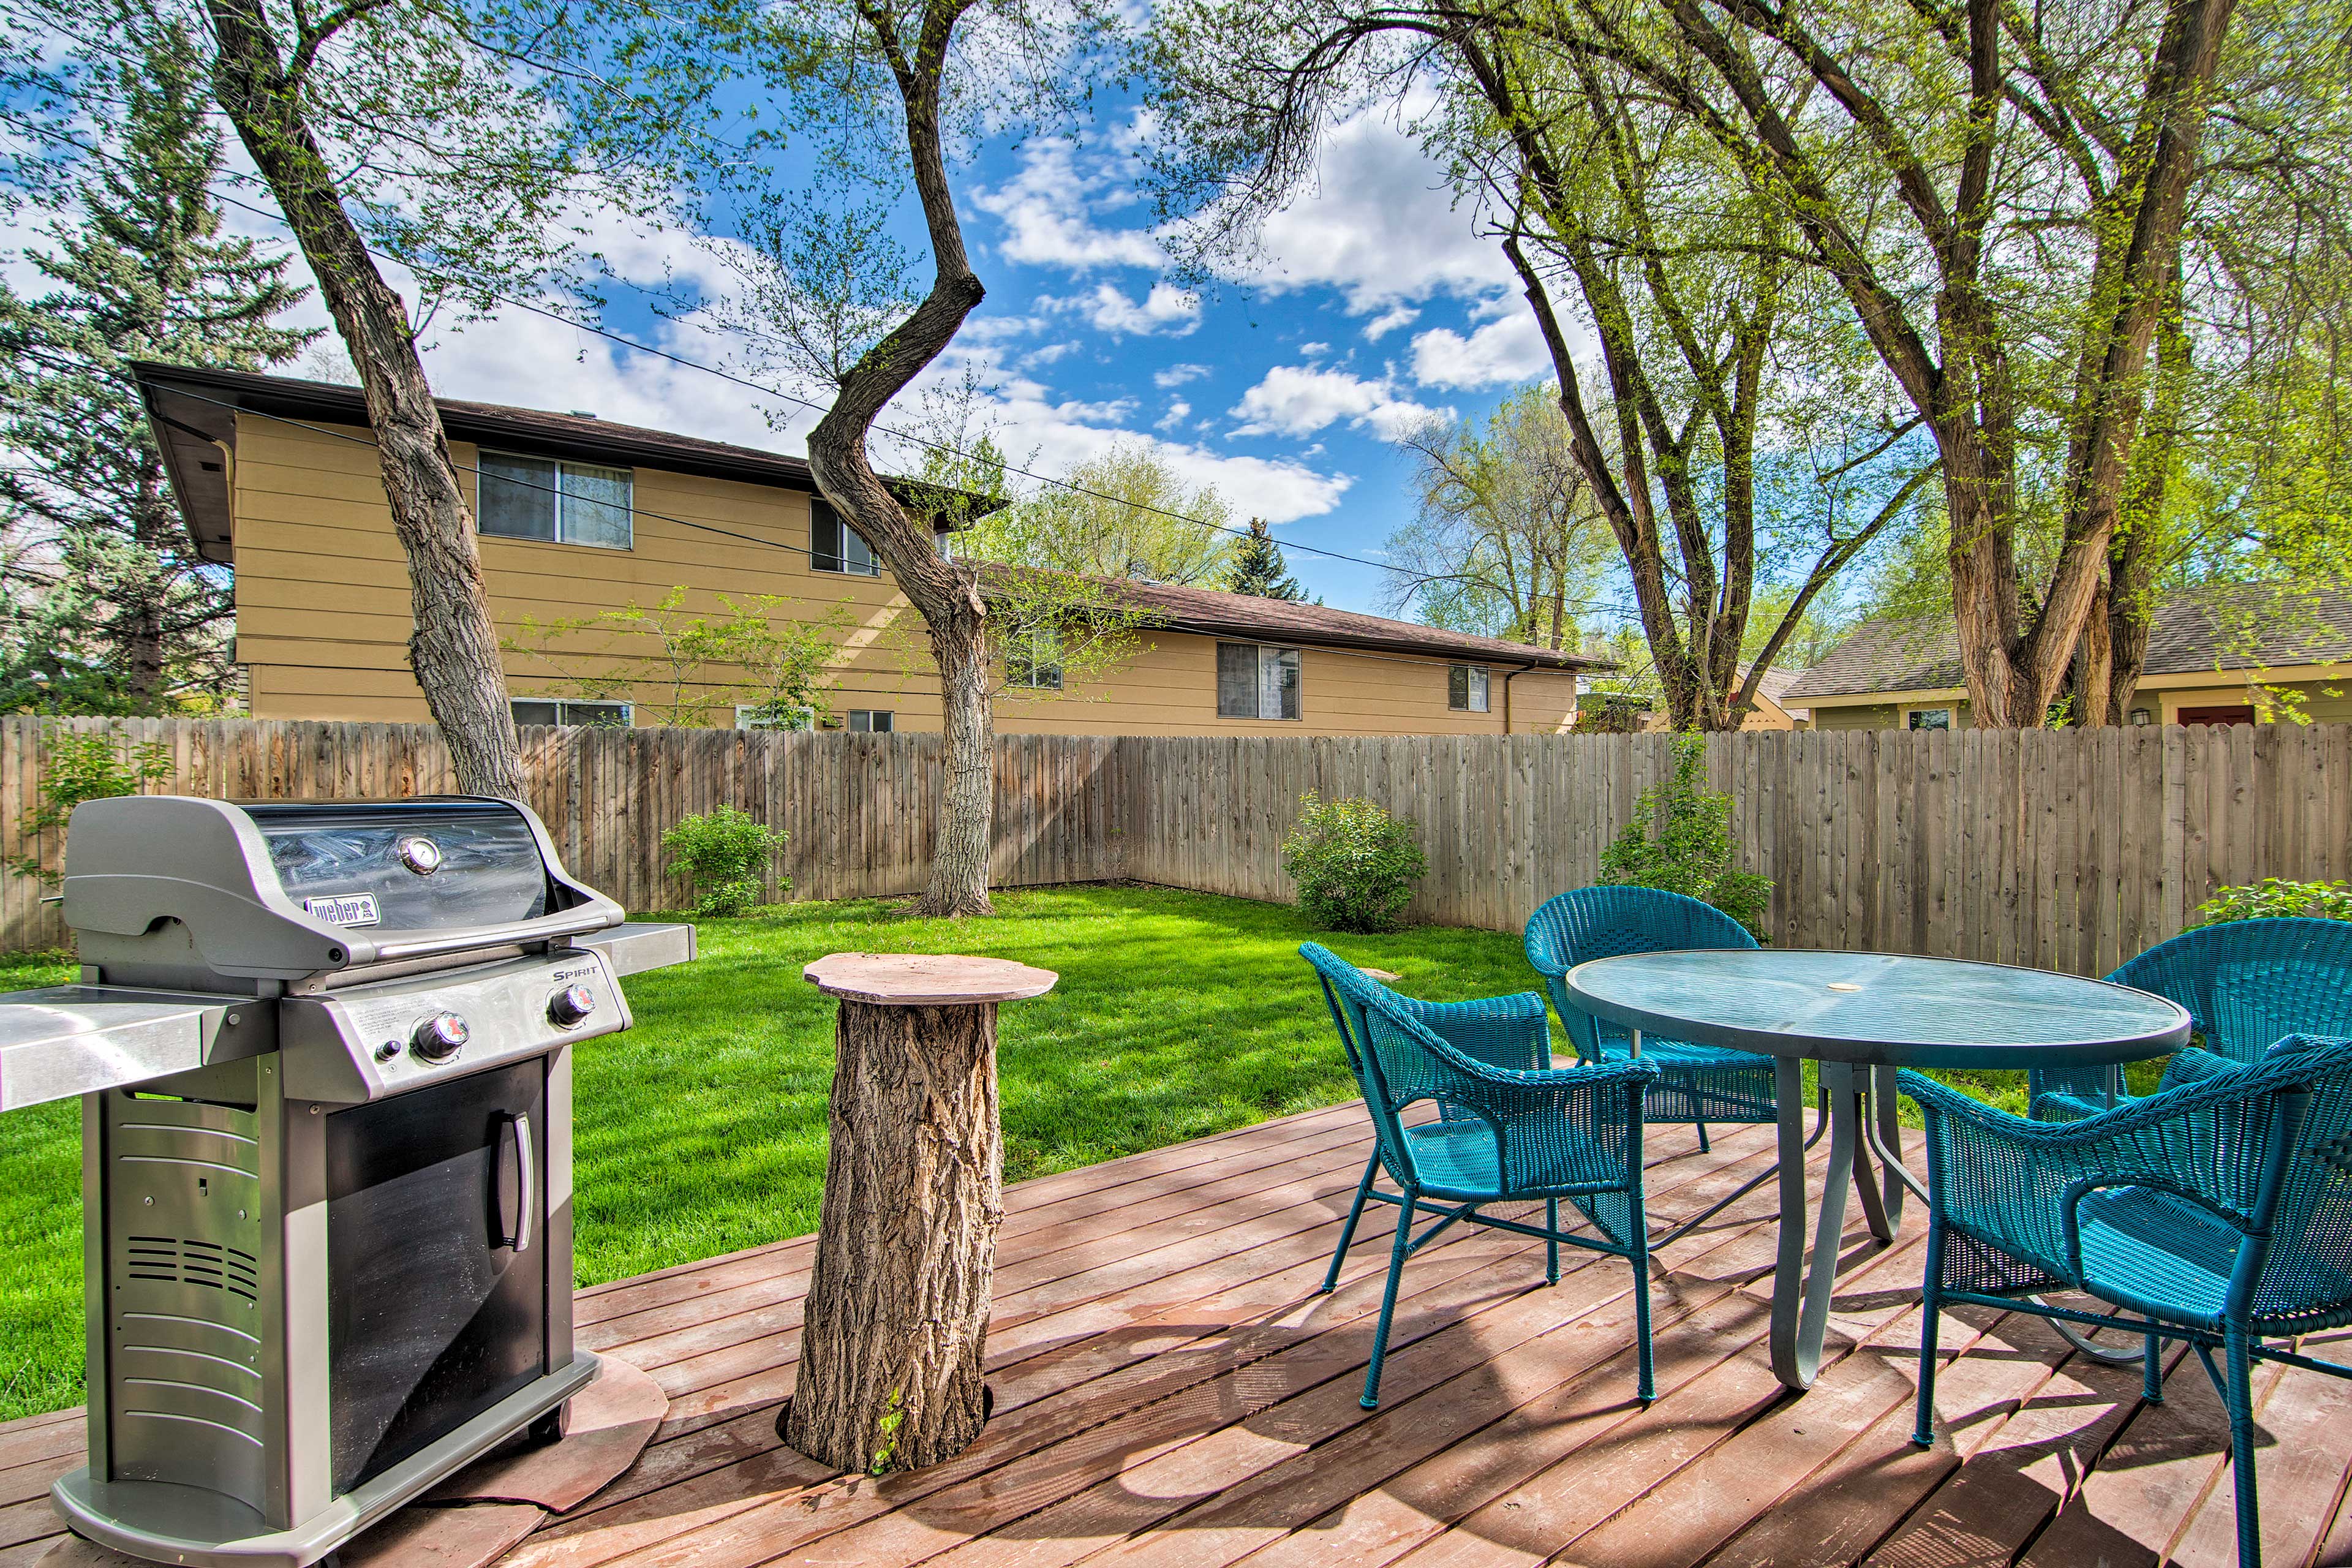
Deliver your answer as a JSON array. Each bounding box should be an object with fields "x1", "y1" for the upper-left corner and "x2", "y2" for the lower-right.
[{"x1": 267, "y1": 102, "x2": 1563, "y2": 619}]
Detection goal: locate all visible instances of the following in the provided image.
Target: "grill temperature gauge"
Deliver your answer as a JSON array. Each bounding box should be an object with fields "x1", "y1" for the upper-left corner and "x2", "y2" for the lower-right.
[
  {"x1": 547, "y1": 985, "x2": 597, "y2": 1029},
  {"x1": 410, "y1": 1012, "x2": 470, "y2": 1063}
]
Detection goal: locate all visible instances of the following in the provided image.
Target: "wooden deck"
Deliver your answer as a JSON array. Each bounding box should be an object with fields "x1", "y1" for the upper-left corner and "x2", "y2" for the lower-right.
[{"x1": 7, "y1": 1104, "x2": 2352, "y2": 1568}]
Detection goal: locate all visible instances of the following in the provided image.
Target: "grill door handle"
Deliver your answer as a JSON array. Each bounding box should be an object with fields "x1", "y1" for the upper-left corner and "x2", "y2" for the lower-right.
[{"x1": 498, "y1": 1112, "x2": 535, "y2": 1254}]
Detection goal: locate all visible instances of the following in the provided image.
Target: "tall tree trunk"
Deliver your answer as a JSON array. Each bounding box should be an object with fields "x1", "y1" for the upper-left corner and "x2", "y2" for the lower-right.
[
  {"x1": 205, "y1": 0, "x2": 523, "y2": 796},
  {"x1": 787, "y1": 998, "x2": 1002, "y2": 1472},
  {"x1": 800, "y1": 0, "x2": 993, "y2": 917}
]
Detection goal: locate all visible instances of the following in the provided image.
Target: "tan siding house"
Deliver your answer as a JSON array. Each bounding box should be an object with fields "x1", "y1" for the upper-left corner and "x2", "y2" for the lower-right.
[
  {"x1": 139, "y1": 364, "x2": 1600, "y2": 736},
  {"x1": 1789, "y1": 594, "x2": 2352, "y2": 729}
]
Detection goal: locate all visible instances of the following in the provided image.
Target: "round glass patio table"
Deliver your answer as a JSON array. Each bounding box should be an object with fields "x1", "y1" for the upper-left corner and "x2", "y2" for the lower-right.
[{"x1": 1564, "y1": 949, "x2": 2192, "y2": 1392}]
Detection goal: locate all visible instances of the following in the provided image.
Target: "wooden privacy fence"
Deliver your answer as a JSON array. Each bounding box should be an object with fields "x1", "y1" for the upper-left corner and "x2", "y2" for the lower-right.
[
  {"x1": 1123, "y1": 725, "x2": 2352, "y2": 976},
  {"x1": 0, "y1": 717, "x2": 2344, "y2": 974},
  {"x1": 0, "y1": 718, "x2": 1128, "y2": 951}
]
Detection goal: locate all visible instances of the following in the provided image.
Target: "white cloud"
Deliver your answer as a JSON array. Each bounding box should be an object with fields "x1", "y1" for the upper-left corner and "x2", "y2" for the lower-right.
[
  {"x1": 1050, "y1": 281, "x2": 1201, "y2": 337},
  {"x1": 970, "y1": 142, "x2": 1163, "y2": 273},
  {"x1": 1229, "y1": 364, "x2": 1451, "y2": 441},
  {"x1": 1153, "y1": 363, "x2": 1210, "y2": 388},
  {"x1": 1362, "y1": 304, "x2": 1421, "y2": 341},
  {"x1": 1298, "y1": 341, "x2": 1330, "y2": 357},
  {"x1": 1156, "y1": 399, "x2": 1191, "y2": 432},
  {"x1": 1209, "y1": 109, "x2": 1515, "y2": 315},
  {"x1": 1409, "y1": 309, "x2": 1555, "y2": 390}
]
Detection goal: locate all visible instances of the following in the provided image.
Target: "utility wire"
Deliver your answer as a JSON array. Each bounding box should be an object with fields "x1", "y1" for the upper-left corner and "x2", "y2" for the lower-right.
[
  {"x1": 157, "y1": 386, "x2": 1605, "y2": 677},
  {"x1": 6, "y1": 107, "x2": 1648, "y2": 619}
]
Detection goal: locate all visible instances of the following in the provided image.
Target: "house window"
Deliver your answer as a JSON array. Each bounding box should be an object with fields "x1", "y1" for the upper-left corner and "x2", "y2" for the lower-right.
[
  {"x1": 846, "y1": 709, "x2": 894, "y2": 733},
  {"x1": 812, "y1": 498, "x2": 881, "y2": 576},
  {"x1": 1449, "y1": 664, "x2": 1490, "y2": 713},
  {"x1": 1217, "y1": 642, "x2": 1301, "y2": 720},
  {"x1": 478, "y1": 453, "x2": 633, "y2": 548},
  {"x1": 1008, "y1": 628, "x2": 1063, "y2": 690},
  {"x1": 511, "y1": 698, "x2": 631, "y2": 728},
  {"x1": 1907, "y1": 707, "x2": 1952, "y2": 731},
  {"x1": 736, "y1": 704, "x2": 815, "y2": 731}
]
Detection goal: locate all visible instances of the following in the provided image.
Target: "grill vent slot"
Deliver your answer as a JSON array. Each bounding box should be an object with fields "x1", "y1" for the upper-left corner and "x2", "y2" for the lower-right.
[{"x1": 123, "y1": 1237, "x2": 260, "y2": 1300}]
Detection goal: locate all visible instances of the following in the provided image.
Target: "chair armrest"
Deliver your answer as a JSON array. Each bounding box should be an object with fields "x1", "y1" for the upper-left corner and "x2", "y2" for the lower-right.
[
  {"x1": 2027, "y1": 1091, "x2": 2112, "y2": 1124},
  {"x1": 1899, "y1": 1046, "x2": 2351, "y2": 1268}
]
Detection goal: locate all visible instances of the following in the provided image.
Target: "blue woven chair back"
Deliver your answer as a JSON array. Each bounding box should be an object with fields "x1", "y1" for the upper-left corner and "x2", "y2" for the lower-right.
[
  {"x1": 1525, "y1": 886, "x2": 1757, "y2": 1056},
  {"x1": 1301, "y1": 943, "x2": 1429, "y2": 1187},
  {"x1": 2250, "y1": 1034, "x2": 2352, "y2": 1327},
  {"x1": 2111, "y1": 919, "x2": 2352, "y2": 1065}
]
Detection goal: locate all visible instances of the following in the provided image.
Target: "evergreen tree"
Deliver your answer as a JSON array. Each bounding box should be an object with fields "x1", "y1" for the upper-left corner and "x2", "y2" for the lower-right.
[
  {"x1": 1224, "y1": 517, "x2": 1305, "y2": 600},
  {"x1": 0, "y1": 37, "x2": 317, "y2": 713}
]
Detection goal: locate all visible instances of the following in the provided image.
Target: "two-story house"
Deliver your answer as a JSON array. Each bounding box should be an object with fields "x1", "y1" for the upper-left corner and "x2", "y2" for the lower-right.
[{"x1": 135, "y1": 363, "x2": 1603, "y2": 735}]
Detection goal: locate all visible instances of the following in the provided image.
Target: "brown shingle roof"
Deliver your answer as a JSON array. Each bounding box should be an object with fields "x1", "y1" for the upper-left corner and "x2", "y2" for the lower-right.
[
  {"x1": 1787, "y1": 586, "x2": 2352, "y2": 700},
  {"x1": 976, "y1": 565, "x2": 1607, "y2": 671}
]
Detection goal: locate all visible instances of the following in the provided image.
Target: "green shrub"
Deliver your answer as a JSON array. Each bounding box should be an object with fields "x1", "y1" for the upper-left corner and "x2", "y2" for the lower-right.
[
  {"x1": 660, "y1": 805, "x2": 788, "y2": 918},
  {"x1": 2188, "y1": 877, "x2": 2352, "y2": 928},
  {"x1": 1599, "y1": 733, "x2": 1773, "y2": 939},
  {"x1": 9, "y1": 726, "x2": 173, "y2": 886},
  {"x1": 1278, "y1": 792, "x2": 1428, "y2": 934}
]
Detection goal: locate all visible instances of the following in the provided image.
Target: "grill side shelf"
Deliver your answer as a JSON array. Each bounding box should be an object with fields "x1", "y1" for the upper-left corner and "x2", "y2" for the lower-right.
[
  {"x1": 0, "y1": 988, "x2": 275, "y2": 1112},
  {"x1": 569, "y1": 921, "x2": 695, "y2": 978}
]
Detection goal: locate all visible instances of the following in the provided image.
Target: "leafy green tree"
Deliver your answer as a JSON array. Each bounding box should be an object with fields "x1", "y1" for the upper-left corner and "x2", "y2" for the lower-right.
[
  {"x1": 1225, "y1": 518, "x2": 1305, "y2": 600},
  {"x1": 504, "y1": 589, "x2": 851, "y2": 729},
  {"x1": 0, "y1": 33, "x2": 315, "y2": 713},
  {"x1": 3, "y1": 0, "x2": 737, "y2": 793},
  {"x1": 1385, "y1": 385, "x2": 1611, "y2": 650},
  {"x1": 967, "y1": 444, "x2": 1237, "y2": 587}
]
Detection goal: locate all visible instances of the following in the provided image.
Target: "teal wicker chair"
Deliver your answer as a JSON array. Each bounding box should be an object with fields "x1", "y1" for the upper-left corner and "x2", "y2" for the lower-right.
[
  {"x1": 1525, "y1": 888, "x2": 1809, "y2": 1244},
  {"x1": 1302, "y1": 943, "x2": 1660, "y2": 1408},
  {"x1": 1525, "y1": 887, "x2": 1777, "y2": 1140},
  {"x1": 1905, "y1": 1036, "x2": 2352, "y2": 1568},
  {"x1": 2031, "y1": 918, "x2": 2352, "y2": 1118}
]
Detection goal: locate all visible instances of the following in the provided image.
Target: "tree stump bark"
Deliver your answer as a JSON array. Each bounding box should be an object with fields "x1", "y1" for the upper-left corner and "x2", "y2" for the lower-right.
[{"x1": 785, "y1": 998, "x2": 1003, "y2": 1473}]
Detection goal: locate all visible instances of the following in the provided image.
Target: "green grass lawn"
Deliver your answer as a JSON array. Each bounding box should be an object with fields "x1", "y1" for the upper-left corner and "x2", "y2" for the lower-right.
[
  {"x1": 0, "y1": 884, "x2": 1570, "y2": 1422},
  {"x1": 0, "y1": 881, "x2": 2127, "y2": 1424}
]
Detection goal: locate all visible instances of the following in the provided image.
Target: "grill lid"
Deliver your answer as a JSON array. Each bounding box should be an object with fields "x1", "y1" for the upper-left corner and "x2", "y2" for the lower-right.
[
  {"x1": 246, "y1": 801, "x2": 549, "y2": 932},
  {"x1": 62, "y1": 795, "x2": 623, "y2": 986}
]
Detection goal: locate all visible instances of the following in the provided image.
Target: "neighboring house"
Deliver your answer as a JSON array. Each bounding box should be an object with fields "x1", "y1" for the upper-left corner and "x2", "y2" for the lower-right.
[
  {"x1": 135, "y1": 363, "x2": 1605, "y2": 736},
  {"x1": 1632, "y1": 666, "x2": 1809, "y2": 732},
  {"x1": 1787, "y1": 590, "x2": 2352, "y2": 729}
]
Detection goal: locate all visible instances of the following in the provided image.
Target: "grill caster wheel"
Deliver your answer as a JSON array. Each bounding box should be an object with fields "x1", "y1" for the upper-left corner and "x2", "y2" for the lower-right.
[{"x1": 529, "y1": 1401, "x2": 571, "y2": 1447}]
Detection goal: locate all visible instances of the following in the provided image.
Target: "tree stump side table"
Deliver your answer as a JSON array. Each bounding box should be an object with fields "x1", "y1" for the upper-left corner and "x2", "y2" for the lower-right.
[{"x1": 785, "y1": 952, "x2": 1057, "y2": 1474}]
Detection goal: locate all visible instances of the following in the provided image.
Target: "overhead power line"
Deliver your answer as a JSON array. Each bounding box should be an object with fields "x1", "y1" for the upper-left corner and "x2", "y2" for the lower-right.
[{"x1": 6, "y1": 105, "x2": 1643, "y2": 625}]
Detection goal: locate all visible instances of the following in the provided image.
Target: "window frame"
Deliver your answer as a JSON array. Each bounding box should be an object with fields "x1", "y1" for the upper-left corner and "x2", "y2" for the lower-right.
[
  {"x1": 1905, "y1": 706, "x2": 1953, "y2": 731},
  {"x1": 1216, "y1": 641, "x2": 1303, "y2": 722},
  {"x1": 810, "y1": 497, "x2": 883, "y2": 577},
  {"x1": 477, "y1": 450, "x2": 635, "y2": 550},
  {"x1": 846, "y1": 709, "x2": 895, "y2": 733},
  {"x1": 511, "y1": 698, "x2": 633, "y2": 729},
  {"x1": 736, "y1": 704, "x2": 816, "y2": 731},
  {"x1": 1449, "y1": 663, "x2": 1491, "y2": 713},
  {"x1": 1006, "y1": 627, "x2": 1065, "y2": 691}
]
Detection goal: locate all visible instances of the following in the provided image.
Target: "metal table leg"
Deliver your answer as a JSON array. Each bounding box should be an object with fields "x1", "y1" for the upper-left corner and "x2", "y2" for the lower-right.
[{"x1": 1774, "y1": 1058, "x2": 1885, "y2": 1391}]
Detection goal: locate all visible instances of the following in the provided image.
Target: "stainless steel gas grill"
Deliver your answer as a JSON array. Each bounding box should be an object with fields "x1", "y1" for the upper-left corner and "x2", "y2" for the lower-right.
[{"x1": 0, "y1": 794, "x2": 692, "y2": 1568}]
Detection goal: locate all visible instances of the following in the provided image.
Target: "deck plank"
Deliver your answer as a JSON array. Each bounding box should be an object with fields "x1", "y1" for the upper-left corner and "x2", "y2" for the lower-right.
[{"x1": 5, "y1": 1107, "x2": 2349, "y2": 1568}]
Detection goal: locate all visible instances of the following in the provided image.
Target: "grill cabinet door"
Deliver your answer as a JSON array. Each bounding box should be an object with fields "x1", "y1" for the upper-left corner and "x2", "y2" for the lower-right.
[{"x1": 325, "y1": 1061, "x2": 548, "y2": 1493}]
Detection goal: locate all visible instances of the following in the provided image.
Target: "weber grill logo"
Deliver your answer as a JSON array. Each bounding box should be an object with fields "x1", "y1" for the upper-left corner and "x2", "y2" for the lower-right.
[{"x1": 303, "y1": 893, "x2": 381, "y2": 929}]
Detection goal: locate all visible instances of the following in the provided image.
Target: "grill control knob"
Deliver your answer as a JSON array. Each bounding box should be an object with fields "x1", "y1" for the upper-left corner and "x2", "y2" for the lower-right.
[
  {"x1": 547, "y1": 985, "x2": 597, "y2": 1029},
  {"x1": 410, "y1": 1012, "x2": 469, "y2": 1063}
]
